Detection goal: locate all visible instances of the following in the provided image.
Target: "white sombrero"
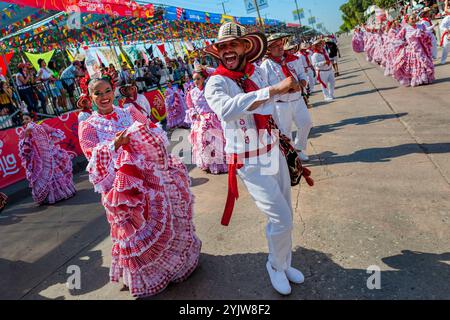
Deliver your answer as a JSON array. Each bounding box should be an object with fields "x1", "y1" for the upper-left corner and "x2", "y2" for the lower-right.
[{"x1": 204, "y1": 22, "x2": 267, "y2": 63}]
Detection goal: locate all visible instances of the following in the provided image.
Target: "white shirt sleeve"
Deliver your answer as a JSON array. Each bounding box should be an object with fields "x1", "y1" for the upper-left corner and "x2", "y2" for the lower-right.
[
  {"x1": 205, "y1": 75, "x2": 271, "y2": 122},
  {"x1": 292, "y1": 60, "x2": 308, "y2": 82}
]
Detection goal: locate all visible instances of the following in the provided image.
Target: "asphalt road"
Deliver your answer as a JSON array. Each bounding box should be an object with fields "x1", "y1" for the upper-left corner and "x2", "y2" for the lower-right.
[{"x1": 1, "y1": 36, "x2": 450, "y2": 300}]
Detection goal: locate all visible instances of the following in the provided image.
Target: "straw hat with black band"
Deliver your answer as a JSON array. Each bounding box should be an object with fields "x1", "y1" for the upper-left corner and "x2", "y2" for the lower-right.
[{"x1": 203, "y1": 22, "x2": 267, "y2": 63}]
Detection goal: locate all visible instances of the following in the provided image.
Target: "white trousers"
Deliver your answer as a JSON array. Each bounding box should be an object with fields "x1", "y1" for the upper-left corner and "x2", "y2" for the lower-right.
[
  {"x1": 431, "y1": 34, "x2": 438, "y2": 59},
  {"x1": 317, "y1": 69, "x2": 335, "y2": 100},
  {"x1": 306, "y1": 68, "x2": 316, "y2": 92},
  {"x1": 273, "y1": 100, "x2": 313, "y2": 151},
  {"x1": 441, "y1": 37, "x2": 449, "y2": 64},
  {"x1": 237, "y1": 150, "x2": 293, "y2": 271}
]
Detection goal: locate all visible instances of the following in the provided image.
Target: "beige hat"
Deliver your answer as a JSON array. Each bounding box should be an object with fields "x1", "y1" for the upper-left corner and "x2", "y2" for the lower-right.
[
  {"x1": 312, "y1": 39, "x2": 324, "y2": 46},
  {"x1": 267, "y1": 33, "x2": 291, "y2": 44},
  {"x1": 300, "y1": 42, "x2": 310, "y2": 50},
  {"x1": 283, "y1": 40, "x2": 299, "y2": 52},
  {"x1": 204, "y1": 22, "x2": 267, "y2": 63}
]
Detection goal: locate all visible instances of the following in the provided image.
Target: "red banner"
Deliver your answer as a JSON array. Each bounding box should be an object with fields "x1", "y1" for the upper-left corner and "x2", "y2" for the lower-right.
[
  {"x1": 0, "y1": 53, "x2": 14, "y2": 76},
  {"x1": 144, "y1": 90, "x2": 167, "y2": 123},
  {"x1": 1, "y1": 0, "x2": 154, "y2": 19},
  {"x1": 0, "y1": 111, "x2": 82, "y2": 190}
]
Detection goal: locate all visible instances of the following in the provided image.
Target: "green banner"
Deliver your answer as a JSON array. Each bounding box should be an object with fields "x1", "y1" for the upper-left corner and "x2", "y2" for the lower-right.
[{"x1": 25, "y1": 50, "x2": 55, "y2": 71}]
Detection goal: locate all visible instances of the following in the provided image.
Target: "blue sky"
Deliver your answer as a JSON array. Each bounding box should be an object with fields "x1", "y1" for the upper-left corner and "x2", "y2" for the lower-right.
[{"x1": 147, "y1": 0, "x2": 347, "y2": 32}]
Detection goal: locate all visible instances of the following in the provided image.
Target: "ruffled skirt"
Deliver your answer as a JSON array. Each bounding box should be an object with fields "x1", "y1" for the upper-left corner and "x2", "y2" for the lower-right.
[
  {"x1": 102, "y1": 123, "x2": 201, "y2": 297},
  {"x1": 189, "y1": 113, "x2": 228, "y2": 174}
]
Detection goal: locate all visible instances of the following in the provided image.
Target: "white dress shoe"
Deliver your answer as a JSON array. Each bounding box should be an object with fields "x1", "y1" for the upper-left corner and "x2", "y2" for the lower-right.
[
  {"x1": 266, "y1": 262, "x2": 291, "y2": 296},
  {"x1": 285, "y1": 267, "x2": 305, "y2": 284},
  {"x1": 298, "y1": 151, "x2": 310, "y2": 162}
]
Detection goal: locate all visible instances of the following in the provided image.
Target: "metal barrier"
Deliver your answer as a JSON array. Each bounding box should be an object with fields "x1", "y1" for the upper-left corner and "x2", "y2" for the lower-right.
[{"x1": 1, "y1": 78, "x2": 81, "y2": 130}]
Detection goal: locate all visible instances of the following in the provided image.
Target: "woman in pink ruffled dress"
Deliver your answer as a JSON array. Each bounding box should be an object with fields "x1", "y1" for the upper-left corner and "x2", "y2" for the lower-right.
[
  {"x1": 19, "y1": 113, "x2": 76, "y2": 205},
  {"x1": 383, "y1": 22, "x2": 402, "y2": 77},
  {"x1": 352, "y1": 27, "x2": 365, "y2": 53},
  {"x1": 185, "y1": 70, "x2": 227, "y2": 174},
  {"x1": 393, "y1": 14, "x2": 435, "y2": 87},
  {"x1": 165, "y1": 82, "x2": 189, "y2": 129},
  {"x1": 78, "y1": 78, "x2": 201, "y2": 298},
  {"x1": 372, "y1": 28, "x2": 385, "y2": 65}
]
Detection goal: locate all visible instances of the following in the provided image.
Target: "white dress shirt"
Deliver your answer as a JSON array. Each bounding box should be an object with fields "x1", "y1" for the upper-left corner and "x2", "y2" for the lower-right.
[
  {"x1": 205, "y1": 65, "x2": 277, "y2": 155},
  {"x1": 260, "y1": 57, "x2": 308, "y2": 103}
]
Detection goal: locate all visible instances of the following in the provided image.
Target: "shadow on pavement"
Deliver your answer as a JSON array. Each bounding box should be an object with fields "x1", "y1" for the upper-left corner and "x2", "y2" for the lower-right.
[
  {"x1": 140, "y1": 247, "x2": 450, "y2": 300},
  {"x1": 190, "y1": 177, "x2": 210, "y2": 188},
  {"x1": 0, "y1": 214, "x2": 110, "y2": 300},
  {"x1": 432, "y1": 76, "x2": 450, "y2": 84},
  {"x1": 336, "y1": 74, "x2": 359, "y2": 81},
  {"x1": 309, "y1": 143, "x2": 450, "y2": 166},
  {"x1": 335, "y1": 81, "x2": 366, "y2": 90},
  {"x1": 309, "y1": 113, "x2": 408, "y2": 139},
  {"x1": 335, "y1": 86, "x2": 398, "y2": 100},
  {"x1": 0, "y1": 188, "x2": 101, "y2": 227},
  {"x1": 2, "y1": 212, "x2": 450, "y2": 299}
]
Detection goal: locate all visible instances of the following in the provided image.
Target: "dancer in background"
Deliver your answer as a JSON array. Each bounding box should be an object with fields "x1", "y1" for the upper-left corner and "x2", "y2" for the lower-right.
[
  {"x1": 120, "y1": 84, "x2": 152, "y2": 120},
  {"x1": 261, "y1": 34, "x2": 313, "y2": 161},
  {"x1": 311, "y1": 39, "x2": 336, "y2": 102},
  {"x1": 439, "y1": 1, "x2": 450, "y2": 65},
  {"x1": 393, "y1": 14, "x2": 435, "y2": 87},
  {"x1": 352, "y1": 27, "x2": 365, "y2": 53},
  {"x1": 78, "y1": 77, "x2": 201, "y2": 298},
  {"x1": 418, "y1": 7, "x2": 438, "y2": 59},
  {"x1": 165, "y1": 81, "x2": 189, "y2": 129},
  {"x1": 298, "y1": 43, "x2": 316, "y2": 98},
  {"x1": 19, "y1": 113, "x2": 76, "y2": 205},
  {"x1": 185, "y1": 68, "x2": 227, "y2": 174}
]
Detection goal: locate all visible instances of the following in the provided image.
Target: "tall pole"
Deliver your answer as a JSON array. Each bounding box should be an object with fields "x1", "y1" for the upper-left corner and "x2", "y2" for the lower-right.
[
  {"x1": 221, "y1": 2, "x2": 227, "y2": 15},
  {"x1": 294, "y1": 0, "x2": 302, "y2": 25},
  {"x1": 294, "y1": 0, "x2": 303, "y2": 38},
  {"x1": 253, "y1": 0, "x2": 264, "y2": 31},
  {"x1": 308, "y1": 9, "x2": 315, "y2": 33}
]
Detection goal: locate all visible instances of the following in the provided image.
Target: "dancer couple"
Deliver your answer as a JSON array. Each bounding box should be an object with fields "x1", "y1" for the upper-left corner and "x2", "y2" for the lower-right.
[{"x1": 77, "y1": 22, "x2": 313, "y2": 298}]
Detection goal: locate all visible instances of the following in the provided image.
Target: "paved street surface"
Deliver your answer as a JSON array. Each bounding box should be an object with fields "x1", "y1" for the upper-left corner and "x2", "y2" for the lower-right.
[{"x1": 1, "y1": 36, "x2": 450, "y2": 300}]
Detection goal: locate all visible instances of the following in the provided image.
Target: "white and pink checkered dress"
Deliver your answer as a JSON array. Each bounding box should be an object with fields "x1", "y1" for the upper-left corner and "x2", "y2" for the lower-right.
[
  {"x1": 78, "y1": 106, "x2": 201, "y2": 297},
  {"x1": 19, "y1": 122, "x2": 76, "y2": 205}
]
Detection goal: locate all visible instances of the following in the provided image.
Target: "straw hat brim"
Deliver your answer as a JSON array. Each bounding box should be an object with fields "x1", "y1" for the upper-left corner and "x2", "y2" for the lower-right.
[
  {"x1": 312, "y1": 39, "x2": 324, "y2": 46},
  {"x1": 119, "y1": 84, "x2": 137, "y2": 98},
  {"x1": 267, "y1": 33, "x2": 291, "y2": 44},
  {"x1": 284, "y1": 43, "x2": 300, "y2": 52},
  {"x1": 300, "y1": 43, "x2": 310, "y2": 50},
  {"x1": 204, "y1": 32, "x2": 267, "y2": 63}
]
